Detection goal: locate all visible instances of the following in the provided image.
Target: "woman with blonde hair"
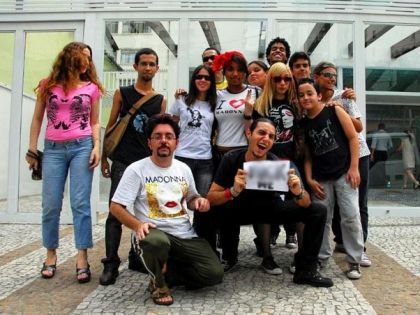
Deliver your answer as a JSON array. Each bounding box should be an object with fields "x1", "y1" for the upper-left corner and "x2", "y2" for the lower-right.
[{"x1": 25, "y1": 42, "x2": 104, "y2": 283}]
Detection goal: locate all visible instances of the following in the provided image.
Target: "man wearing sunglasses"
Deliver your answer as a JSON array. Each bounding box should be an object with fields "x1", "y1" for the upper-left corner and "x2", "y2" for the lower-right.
[
  {"x1": 313, "y1": 61, "x2": 372, "y2": 270},
  {"x1": 202, "y1": 47, "x2": 227, "y2": 90}
]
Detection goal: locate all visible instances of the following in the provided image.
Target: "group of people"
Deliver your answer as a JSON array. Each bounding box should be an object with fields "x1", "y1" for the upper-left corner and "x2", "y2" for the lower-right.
[{"x1": 26, "y1": 37, "x2": 375, "y2": 306}]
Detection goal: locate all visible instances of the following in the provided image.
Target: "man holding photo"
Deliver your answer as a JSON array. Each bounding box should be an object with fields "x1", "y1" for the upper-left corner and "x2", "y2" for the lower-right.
[{"x1": 207, "y1": 118, "x2": 333, "y2": 287}]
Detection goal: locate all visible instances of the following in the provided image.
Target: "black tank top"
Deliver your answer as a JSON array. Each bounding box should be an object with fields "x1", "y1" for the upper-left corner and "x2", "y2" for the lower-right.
[
  {"x1": 111, "y1": 85, "x2": 163, "y2": 165},
  {"x1": 303, "y1": 106, "x2": 350, "y2": 181}
]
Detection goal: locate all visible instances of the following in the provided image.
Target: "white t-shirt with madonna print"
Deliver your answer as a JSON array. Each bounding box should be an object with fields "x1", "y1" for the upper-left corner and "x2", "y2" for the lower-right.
[
  {"x1": 169, "y1": 96, "x2": 214, "y2": 159},
  {"x1": 112, "y1": 157, "x2": 200, "y2": 239}
]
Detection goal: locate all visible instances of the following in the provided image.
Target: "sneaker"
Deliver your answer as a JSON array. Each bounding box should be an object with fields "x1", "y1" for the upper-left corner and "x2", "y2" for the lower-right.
[
  {"x1": 346, "y1": 263, "x2": 361, "y2": 280},
  {"x1": 261, "y1": 256, "x2": 282, "y2": 275},
  {"x1": 360, "y1": 252, "x2": 372, "y2": 267},
  {"x1": 293, "y1": 270, "x2": 334, "y2": 288},
  {"x1": 221, "y1": 259, "x2": 238, "y2": 273},
  {"x1": 253, "y1": 238, "x2": 263, "y2": 258},
  {"x1": 285, "y1": 234, "x2": 297, "y2": 249},
  {"x1": 334, "y1": 243, "x2": 346, "y2": 253},
  {"x1": 289, "y1": 261, "x2": 296, "y2": 274}
]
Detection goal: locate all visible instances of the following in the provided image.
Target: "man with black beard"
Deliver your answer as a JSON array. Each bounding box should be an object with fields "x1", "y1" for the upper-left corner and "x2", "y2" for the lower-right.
[
  {"x1": 100, "y1": 48, "x2": 166, "y2": 285},
  {"x1": 110, "y1": 114, "x2": 223, "y2": 305}
]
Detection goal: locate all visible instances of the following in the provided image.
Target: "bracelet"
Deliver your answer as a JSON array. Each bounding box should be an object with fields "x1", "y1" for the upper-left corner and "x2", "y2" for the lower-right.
[
  {"x1": 224, "y1": 188, "x2": 233, "y2": 200},
  {"x1": 243, "y1": 114, "x2": 252, "y2": 120},
  {"x1": 230, "y1": 186, "x2": 240, "y2": 198}
]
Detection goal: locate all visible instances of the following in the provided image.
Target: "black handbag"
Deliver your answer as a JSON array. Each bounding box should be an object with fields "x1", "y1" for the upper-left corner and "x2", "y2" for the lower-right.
[{"x1": 26, "y1": 149, "x2": 43, "y2": 180}]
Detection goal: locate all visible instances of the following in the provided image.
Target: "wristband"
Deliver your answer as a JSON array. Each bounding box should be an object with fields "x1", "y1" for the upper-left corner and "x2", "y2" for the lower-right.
[
  {"x1": 230, "y1": 186, "x2": 240, "y2": 198},
  {"x1": 243, "y1": 114, "x2": 252, "y2": 120},
  {"x1": 224, "y1": 188, "x2": 233, "y2": 200}
]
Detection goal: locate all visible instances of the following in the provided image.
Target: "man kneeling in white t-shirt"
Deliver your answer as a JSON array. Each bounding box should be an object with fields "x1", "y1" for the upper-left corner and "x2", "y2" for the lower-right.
[{"x1": 110, "y1": 114, "x2": 223, "y2": 306}]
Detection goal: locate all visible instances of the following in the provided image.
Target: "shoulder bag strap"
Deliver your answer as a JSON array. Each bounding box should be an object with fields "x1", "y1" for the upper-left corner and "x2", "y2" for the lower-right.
[{"x1": 127, "y1": 92, "x2": 158, "y2": 116}]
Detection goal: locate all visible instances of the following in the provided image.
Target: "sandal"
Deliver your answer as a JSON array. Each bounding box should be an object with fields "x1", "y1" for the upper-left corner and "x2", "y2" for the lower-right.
[
  {"x1": 148, "y1": 279, "x2": 174, "y2": 306},
  {"x1": 41, "y1": 262, "x2": 57, "y2": 279},
  {"x1": 76, "y1": 264, "x2": 91, "y2": 284}
]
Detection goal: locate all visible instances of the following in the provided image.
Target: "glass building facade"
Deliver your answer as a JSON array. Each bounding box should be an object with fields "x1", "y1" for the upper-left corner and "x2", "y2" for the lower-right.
[{"x1": 0, "y1": 0, "x2": 419, "y2": 222}]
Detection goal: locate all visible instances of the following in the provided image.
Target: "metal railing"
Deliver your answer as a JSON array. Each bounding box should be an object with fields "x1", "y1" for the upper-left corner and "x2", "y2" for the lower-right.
[{"x1": 1, "y1": 1, "x2": 420, "y2": 14}]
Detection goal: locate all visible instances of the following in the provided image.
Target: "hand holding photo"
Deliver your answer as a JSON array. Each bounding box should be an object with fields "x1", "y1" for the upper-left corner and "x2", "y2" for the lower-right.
[{"x1": 244, "y1": 160, "x2": 290, "y2": 191}]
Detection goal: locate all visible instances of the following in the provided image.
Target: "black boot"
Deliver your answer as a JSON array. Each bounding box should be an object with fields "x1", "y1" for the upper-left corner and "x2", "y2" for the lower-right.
[
  {"x1": 293, "y1": 267, "x2": 333, "y2": 288},
  {"x1": 99, "y1": 259, "x2": 120, "y2": 286}
]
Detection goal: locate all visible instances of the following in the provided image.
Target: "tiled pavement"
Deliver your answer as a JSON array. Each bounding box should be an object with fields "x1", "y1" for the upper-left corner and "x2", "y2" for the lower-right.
[{"x1": 0, "y1": 217, "x2": 418, "y2": 315}]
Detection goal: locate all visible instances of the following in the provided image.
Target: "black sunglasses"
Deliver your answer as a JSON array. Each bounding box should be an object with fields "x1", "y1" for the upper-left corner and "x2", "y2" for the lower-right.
[
  {"x1": 273, "y1": 76, "x2": 292, "y2": 83},
  {"x1": 202, "y1": 55, "x2": 215, "y2": 62},
  {"x1": 195, "y1": 74, "x2": 211, "y2": 81},
  {"x1": 321, "y1": 72, "x2": 337, "y2": 79}
]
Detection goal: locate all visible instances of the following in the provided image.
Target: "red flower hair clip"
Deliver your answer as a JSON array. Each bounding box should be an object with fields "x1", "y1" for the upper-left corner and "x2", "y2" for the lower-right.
[{"x1": 212, "y1": 50, "x2": 245, "y2": 72}]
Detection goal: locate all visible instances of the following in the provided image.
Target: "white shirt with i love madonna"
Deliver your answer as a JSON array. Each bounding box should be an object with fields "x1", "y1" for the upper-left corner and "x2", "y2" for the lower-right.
[{"x1": 215, "y1": 86, "x2": 259, "y2": 147}]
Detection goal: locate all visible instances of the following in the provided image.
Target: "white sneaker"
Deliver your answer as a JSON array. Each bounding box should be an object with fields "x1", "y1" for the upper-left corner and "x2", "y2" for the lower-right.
[
  {"x1": 360, "y1": 252, "x2": 372, "y2": 267},
  {"x1": 261, "y1": 256, "x2": 282, "y2": 275},
  {"x1": 346, "y1": 263, "x2": 361, "y2": 280}
]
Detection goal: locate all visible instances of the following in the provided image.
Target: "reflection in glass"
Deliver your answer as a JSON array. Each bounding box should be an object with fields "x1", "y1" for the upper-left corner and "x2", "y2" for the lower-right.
[
  {"x1": 0, "y1": 32, "x2": 14, "y2": 212},
  {"x1": 19, "y1": 31, "x2": 74, "y2": 213},
  {"x1": 101, "y1": 20, "x2": 179, "y2": 203}
]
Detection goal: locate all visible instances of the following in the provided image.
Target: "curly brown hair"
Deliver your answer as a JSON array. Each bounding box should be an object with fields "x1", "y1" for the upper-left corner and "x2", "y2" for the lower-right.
[{"x1": 35, "y1": 41, "x2": 105, "y2": 103}]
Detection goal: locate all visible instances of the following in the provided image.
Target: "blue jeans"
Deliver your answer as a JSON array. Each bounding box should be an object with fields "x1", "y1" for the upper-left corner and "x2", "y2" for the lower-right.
[{"x1": 42, "y1": 136, "x2": 94, "y2": 249}]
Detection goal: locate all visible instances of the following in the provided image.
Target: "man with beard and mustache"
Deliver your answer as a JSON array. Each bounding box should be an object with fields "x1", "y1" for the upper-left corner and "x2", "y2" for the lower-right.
[
  {"x1": 100, "y1": 48, "x2": 166, "y2": 286},
  {"x1": 110, "y1": 114, "x2": 223, "y2": 306}
]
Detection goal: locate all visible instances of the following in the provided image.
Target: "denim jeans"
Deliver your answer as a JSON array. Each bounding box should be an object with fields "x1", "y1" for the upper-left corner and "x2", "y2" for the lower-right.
[
  {"x1": 175, "y1": 156, "x2": 215, "y2": 248},
  {"x1": 42, "y1": 136, "x2": 94, "y2": 249},
  {"x1": 313, "y1": 174, "x2": 364, "y2": 264}
]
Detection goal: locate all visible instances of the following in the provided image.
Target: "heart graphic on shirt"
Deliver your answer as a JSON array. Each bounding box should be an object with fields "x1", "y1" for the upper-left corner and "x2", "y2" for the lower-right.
[{"x1": 229, "y1": 99, "x2": 245, "y2": 109}]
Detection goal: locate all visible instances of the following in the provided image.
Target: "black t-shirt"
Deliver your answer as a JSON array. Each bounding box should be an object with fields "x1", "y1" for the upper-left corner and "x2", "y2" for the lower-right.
[
  {"x1": 111, "y1": 85, "x2": 163, "y2": 165},
  {"x1": 302, "y1": 106, "x2": 350, "y2": 181},
  {"x1": 213, "y1": 148, "x2": 291, "y2": 206},
  {"x1": 252, "y1": 99, "x2": 295, "y2": 160}
]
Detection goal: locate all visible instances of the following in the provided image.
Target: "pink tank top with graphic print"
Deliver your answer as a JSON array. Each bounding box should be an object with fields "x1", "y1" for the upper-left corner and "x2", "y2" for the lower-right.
[{"x1": 44, "y1": 82, "x2": 101, "y2": 141}]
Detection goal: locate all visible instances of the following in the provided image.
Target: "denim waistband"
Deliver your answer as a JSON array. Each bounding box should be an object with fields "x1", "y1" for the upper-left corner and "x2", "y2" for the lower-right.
[{"x1": 44, "y1": 136, "x2": 92, "y2": 147}]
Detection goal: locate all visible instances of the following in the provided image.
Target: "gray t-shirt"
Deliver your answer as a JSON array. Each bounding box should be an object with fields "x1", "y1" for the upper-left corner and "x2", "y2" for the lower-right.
[
  {"x1": 169, "y1": 97, "x2": 214, "y2": 159},
  {"x1": 112, "y1": 157, "x2": 200, "y2": 239}
]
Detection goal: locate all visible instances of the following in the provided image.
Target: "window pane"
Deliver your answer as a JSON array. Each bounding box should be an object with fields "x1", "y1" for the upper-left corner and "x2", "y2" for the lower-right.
[
  {"x1": 19, "y1": 31, "x2": 74, "y2": 213},
  {"x1": 0, "y1": 32, "x2": 14, "y2": 212}
]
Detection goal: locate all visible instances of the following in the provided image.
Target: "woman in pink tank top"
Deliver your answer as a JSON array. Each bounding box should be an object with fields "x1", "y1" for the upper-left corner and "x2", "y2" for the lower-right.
[{"x1": 25, "y1": 42, "x2": 104, "y2": 283}]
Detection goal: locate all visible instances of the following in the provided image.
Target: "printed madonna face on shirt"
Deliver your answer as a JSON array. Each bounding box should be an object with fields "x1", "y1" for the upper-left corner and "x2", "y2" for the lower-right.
[
  {"x1": 134, "y1": 54, "x2": 159, "y2": 82},
  {"x1": 145, "y1": 174, "x2": 189, "y2": 218}
]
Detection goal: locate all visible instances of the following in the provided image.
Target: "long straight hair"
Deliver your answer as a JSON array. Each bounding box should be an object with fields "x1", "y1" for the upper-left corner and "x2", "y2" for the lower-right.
[
  {"x1": 185, "y1": 64, "x2": 217, "y2": 111},
  {"x1": 254, "y1": 62, "x2": 296, "y2": 116}
]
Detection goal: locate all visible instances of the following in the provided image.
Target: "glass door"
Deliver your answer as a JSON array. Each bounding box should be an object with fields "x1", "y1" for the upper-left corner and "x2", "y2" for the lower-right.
[{"x1": 0, "y1": 22, "x2": 83, "y2": 223}]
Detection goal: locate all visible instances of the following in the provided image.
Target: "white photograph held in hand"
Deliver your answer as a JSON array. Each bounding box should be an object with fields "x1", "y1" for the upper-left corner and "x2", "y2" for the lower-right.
[{"x1": 244, "y1": 160, "x2": 290, "y2": 191}]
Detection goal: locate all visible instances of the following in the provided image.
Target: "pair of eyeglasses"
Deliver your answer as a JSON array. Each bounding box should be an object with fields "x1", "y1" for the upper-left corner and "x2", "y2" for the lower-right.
[
  {"x1": 321, "y1": 72, "x2": 337, "y2": 79},
  {"x1": 273, "y1": 76, "x2": 292, "y2": 83},
  {"x1": 195, "y1": 74, "x2": 211, "y2": 81},
  {"x1": 202, "y1": 55, "x2": 215, "y2": 62},
  {"x1": 150, "y1": 133, "x2": 176, "y2": 141},
  {"x1": 139, "y1": 61, "x2": 157, "y2": 67}
]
